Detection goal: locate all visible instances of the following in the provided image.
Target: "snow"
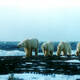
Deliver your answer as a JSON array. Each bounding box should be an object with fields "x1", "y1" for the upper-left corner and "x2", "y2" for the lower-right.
[
  {"x1": 0, "y1": 50, "x2": 76, "y2": 56},
  {"x1": 65, "y1": 60, "x2": 80, "y2": 63},
  {"x1": 0, "y1": 73, "x2": 80, "y2": 80},
  {"x1": 0, "y1": 50, "x2": 25, "y2": 56},
  {"x1": 0, "y1": 50, "x2": 79, "y2": 80},
  {"x1": 0, "y1": 50, "x2": 56, "y2": 56}
]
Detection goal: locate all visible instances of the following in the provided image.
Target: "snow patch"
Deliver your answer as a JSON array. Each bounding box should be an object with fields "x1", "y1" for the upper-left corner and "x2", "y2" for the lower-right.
[{"x1": 0, "y1": 73, "x2": 80, "y2": 80}]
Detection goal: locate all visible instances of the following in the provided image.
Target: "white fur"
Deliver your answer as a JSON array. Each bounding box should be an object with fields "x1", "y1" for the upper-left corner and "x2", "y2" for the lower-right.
[
  {"x1": 76, "y1": 42, "x2": 80, "y2": 56},
  {"x1": 18, "y1": 38, "x2": 39, "y2": 56},
  {"x1": 57, "y1": 42, "x2": 71, "y2": 56},
  {"x1": 41, "y1": 42, "x2": 54, "y2": 56}
]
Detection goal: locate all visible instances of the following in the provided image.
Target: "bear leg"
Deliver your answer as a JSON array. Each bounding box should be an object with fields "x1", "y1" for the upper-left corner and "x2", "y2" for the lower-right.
[
  {"x1": 29, "y1": 48, "x2": 32, "y2": 56},
  {"x1": 76, "y1": 51, "x2": 79, "y2": 56},
  {"x1": 68, "y1": 49, "x2": 71, "y2": 56},
  {"x1": 24, "y1": 48, "x2": 32, "y2": 57},
  {"x1": 24, "y1": 48, "x2": 30, "y2": 57},
  {"x1": 35, "y1": 48, "x2": 38, "y2": 56},
  {"x1": 50, "y1": 51, "x2": 53, "y2": 56},
  {"x1": 63, "y1": 52, "x2": 67, "y2": 56},
  {"x1": 57, "y1": 50, "x2": 61, "y2": 56},
  {"x1": 44, "y1": 50, "x2": 48, "y2": 56},
  {"x1": 62, "y1": 49, "x2": 67, "y2": 56}
]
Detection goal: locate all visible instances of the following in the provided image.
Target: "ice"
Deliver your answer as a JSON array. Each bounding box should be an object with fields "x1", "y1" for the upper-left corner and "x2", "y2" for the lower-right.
[
  {"x1": 0, "y1": 50, "x2": 43, "y2": 56},
  {"x1": 0, "y1": 74, "x2": 9, "y2": 80},
  {"x1": 65, "y1": 60, "x2": 80, "y2": 63},
  {"x1": 0, "y1": 50, "x2": 76, "y2": 56},
  {"x1": 0, "y1": 50, "x2": 25, "y2": 56},
  {"x1": 0, "y1": 73, "x2": 80, "y2": 80}
]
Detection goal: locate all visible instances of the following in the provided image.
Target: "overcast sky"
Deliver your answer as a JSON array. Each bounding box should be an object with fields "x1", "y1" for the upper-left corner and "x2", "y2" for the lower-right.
[{"x1": 0, "y1": 0, "x2": 80, "y2": 41}]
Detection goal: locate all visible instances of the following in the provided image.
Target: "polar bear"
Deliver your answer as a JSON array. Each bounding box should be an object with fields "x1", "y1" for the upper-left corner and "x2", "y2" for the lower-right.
[
  {"x1": 41, "y1": 42, "x2": 54, "y2": 56},
  {"x1": 17, "y1": 38, "x2": 39, "y2": 57},
  {"x1": 76, "y1": 42, "x2": 80, "y2": 56},
  {"x1": 57, "y1": 42, "x2": 71, "y2": 56}
]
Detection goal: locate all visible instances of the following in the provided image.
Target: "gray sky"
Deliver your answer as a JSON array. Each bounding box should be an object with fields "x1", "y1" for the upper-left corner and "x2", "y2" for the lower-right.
[{"x1": 0, "y1": 0, "x2": 80, "y2": 41}]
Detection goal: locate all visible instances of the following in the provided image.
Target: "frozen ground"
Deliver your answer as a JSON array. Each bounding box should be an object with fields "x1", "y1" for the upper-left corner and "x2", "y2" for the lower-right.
[
  {"x1": 65, "y1": 60, "x2": 80, "y2": 63},
  {"x1": 0, "y1": 50, "x2": 76, "y2": 56},
  {"x1": 0, "y1": 41, "x2": 78, "y2": 79},
  {"x1": 0, "y1": 50, "x2": 79, "y2": 80},
  {"x1": 0, "y1": 73, "x2": 80, "y2": 80}
]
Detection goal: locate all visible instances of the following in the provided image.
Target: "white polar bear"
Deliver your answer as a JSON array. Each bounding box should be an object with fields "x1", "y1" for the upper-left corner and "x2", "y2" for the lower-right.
[
  {"x1": 76, "y1": 42, "x2": 80, "y2": 56},
  {"x1": 57, "y1": 42, "x2": 71, "y2": 56},
  {"x1": 41, "y1": 42, "x2": 54, "y2": 56},
  {"x1": 17, "y1": 38, "x2": 39, "y2": 57}
]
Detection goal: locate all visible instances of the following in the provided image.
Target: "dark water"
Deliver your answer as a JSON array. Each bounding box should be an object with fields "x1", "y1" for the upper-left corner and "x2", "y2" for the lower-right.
[
  {"x1": 0, "y1": 56, "x2": 80, "y2": 75},
  {"x1": 0, "y1": 41, "x2": 80, "y2": 79},
  {"x1": 0, "y1": 41, "x2": 78, "y2": 51}
]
